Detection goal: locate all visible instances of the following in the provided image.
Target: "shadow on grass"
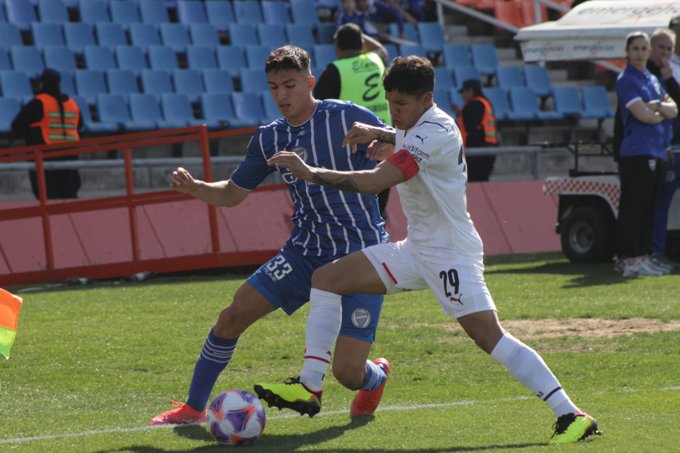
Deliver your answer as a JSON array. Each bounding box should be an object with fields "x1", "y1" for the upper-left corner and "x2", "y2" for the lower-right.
[{"x1": 485, "y1": 261, "x2": 627, "y2": 289}]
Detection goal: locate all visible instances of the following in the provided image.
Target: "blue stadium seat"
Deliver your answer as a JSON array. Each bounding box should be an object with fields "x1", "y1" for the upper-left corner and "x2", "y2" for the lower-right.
[
  {"x1": 128, "y1": 93, "x2": 179, "y2": 129},
  {"x1": 496, "y1": 66, "x2": 525, "y2": 91},
  {"x1": 290, "y1": 0, "x2": 319, "y2": 25},
  {"x1": 581, "y1": 85, "x2": 614, "y2": 119},
  {"x1": 64, "y1": 23, "x2": 97, "y2": 54},
  {"x1": 417, "y1": 22, "x2": 445, "y2": 53},
  {"x1": 316, "y1": 23, "x2": 336, "y2": 44},
  {"x1": 452, "y1": 66, "x2": 481, "y2": 89},
  {"x1": 129, "y1": 23, "x2": 162, "y2": 50},
  {"x1": 228, "y1": 23, "x2": 259, "y2": 47},
  {"x1": 399, "y1": 43, "x2": 427, "y2": 58},
  {"x1": 206, "y1": 1, "x2": 235, "y2": 32},
  {"x1": 31, "y1": 23, "x2": 66, "y2": 48},
  {"x1": 389, "y1": 22, "x2": 419, "y2": 44},
  {"x1": 84, "y1": 45, "x2": 117, "y2": 71},
  {"x1": 6, "y1": 0, "x2": 38, "y2": 31},
  {"x1": 72, "y1": 94, "x2": 120, "y2": 134},
  {"x1": 262, "y1": 1, "x2": 290, "y2": 24},
  {"x1": 43, "y1": 47, "x2": 77, "y2": 76},
  {"x1": 97, "y1": 93, "x2": 152, "y2": 132},
  {"x1": 239, "y1": 67, "x2": 268, "y2": 94},
  {"x1": 75, "y1": 69, "x2": 108, "y2": 105},
  {"x1": 203, "y1": 69, "x2": 234, "y2": 94},
  {"x1": 96, "y1": 23, "x2": 128, "y2": 49},
  {"x1": 449, "y1": 89, "x2": 464, "y2": 114},
  {"x1": 189, "y1": 23, "x2": 220, "y2": 47},
  {"x1": 106, "y1": 69, "x2": 139, "y2": 95},
  {"x1": 140, "y1": 69, "x2": 174, "y2": 98},
  {"x1": 0, "y1": 24, "x2": 23, "y2": 48},
  {"x1": 148, "y1": 46, "x2": 179, "y2": 71},
  {"x1": 186, "y1": 46, "x2": 217, "y2": 70},
  {"x1": 471, "y1": 44, "x2": 499, "y2": 78},
  {"x1": 231, "y1": 92, "x2": 266, "y2": 125},
  {"x1": 10, "y1": 46, "x2": 44, "y2": 79},
  {"x1": 553, "y1": 86, "x2": 583, "y2": 118},
  {"x1": 286, "y1": 24, "x2": 315, "y2": 50},
  {"x1": 0, "y1": 98, "x2": 22, "y2": 134},
  {"x1": 509, "y1": 86, "x2": 562, "y2": 120},
  {"x1": 177, "y1": 0, "x2": 208, "y2": 24},
  {"x1": 481, "y1": 87, "x2": 512, "y2": 121},
  {"x1": 384, "y1": 43, "x2": 398, "y2": 63},
  {"x1": 524, "y1": 65, "x2": 553, "y2": 98},
  {"x1": 257, "y1": 24, "x2": 287, "y2": 49},
  {"x1": 433, "y1": 88, "x2": 453, "y2": 117},
  {"x1": 262, "y1": 90, "x2": 280, "y2": 122},
  {"x1": 245, "y1": 45, "x2": 272, "y2": 69},
  {"x1": 433, "y1": 67, "x2": 454, "y2": 91},
  {"x1": 217, "y1": 46, "x2": 247, "y2": 77},
  {"x1": 443, "y1": 44, "x2": 472, "y2": 69},
  {"x1": 0, "y1": 71, "x2": 33, "y2": 103},
  {"x1": 160, "y1": 23, "x2": 191, "y2": 53},
  {"x1": 139, "y1": 0, "x2": 170, "y2": 25},
  {"x1": 172, "y1": 69, "x2": 205, "y2": 103},
  {"x1": 115, "y1": 46, "x2": 148, "y2": 74},
  {"x1": 234, "y1": 0, "x2": 263, "y2": 24},
  {"x1": 60, "y1": 72, "x2": 75, "y2": 96},
  {"x1": 0, "y1": 49, "x2": 11, "y2": 71},
  {"x1": 37, "y1": 0, "x2": 68, "y2": 24},
  {"x1": 110, "y1": 0, "x2": 141, "y2": 26},
  {"x1": 200, "y1": 93, "x2": 252, "y2": 129},
  {"x1": 160, "y1": 93, "x2": 204, "y2": 126},
  {"x1": 0, "y1": 5, "x2": 6, "y2": 23},
  {"x1": 313, "y1": 44, "x2": 336, "y2": 70},
  {"x1": 79, "y1": 0, "x2": 111, "y2": 24}
]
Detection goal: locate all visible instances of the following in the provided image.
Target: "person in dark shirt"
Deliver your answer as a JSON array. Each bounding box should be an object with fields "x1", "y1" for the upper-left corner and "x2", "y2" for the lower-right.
[{"x1": 11, "y1": 69, "x2": 83, "y2": 199}]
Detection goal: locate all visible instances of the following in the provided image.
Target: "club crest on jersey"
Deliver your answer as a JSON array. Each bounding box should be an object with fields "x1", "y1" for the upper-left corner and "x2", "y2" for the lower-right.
[
  {"x1": 351, "y1": 308, "x2": 371, "y2": 328},
  {"x1": 292, "y1": 146, "x2": 308, "y2": 162}
]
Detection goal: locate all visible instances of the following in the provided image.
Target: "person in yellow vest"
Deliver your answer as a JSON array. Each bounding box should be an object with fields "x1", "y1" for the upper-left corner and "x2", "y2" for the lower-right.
[
  {"x1": 455, "y1": 78, "x2": 498, "y2": 182},
  {"x1": 11, "y1": 68, "x2": 83, "y2": 199},
  {"x1": 314, "y1": 23, "x2": 392, "y2": 214}
]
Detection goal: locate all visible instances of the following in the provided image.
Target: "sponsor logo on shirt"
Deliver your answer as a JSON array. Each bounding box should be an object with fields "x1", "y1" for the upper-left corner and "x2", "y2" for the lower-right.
[{"x1": 405, "y1": 144, "x2": 430, "y2": 163}]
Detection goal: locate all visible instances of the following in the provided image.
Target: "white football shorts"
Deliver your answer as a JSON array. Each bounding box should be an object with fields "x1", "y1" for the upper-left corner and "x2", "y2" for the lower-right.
[{"x1": 362, "y1": 239, "x2": 497, "y2": 318}]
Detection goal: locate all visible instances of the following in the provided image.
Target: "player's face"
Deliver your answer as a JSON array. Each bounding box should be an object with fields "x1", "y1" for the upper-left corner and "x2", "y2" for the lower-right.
[
  {"x1": 267, "y1": 69, "x2": 315, "y2": 125},
  {"x1": 626, "y1": 36, "x2": 651, "y2": 70},
  {"x1": 386, "y1": 90, "x2": 433, "y2": 130}
]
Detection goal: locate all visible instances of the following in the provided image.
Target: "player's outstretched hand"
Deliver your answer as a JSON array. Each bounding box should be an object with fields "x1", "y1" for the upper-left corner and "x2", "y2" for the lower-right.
[
  {"x1": 342, "y1": 122, "x2": 378, "y2": 153},
  {"x1": 267, "y1": 151, "x2": 314, "y2": 181},
  {"x1": 169, "y1": 167, "x2": 198, "y2": 194}
]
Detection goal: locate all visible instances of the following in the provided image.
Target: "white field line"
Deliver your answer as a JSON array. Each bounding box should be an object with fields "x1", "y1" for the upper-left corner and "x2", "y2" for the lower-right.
[{"x1": 2, "y1": 386, "x2": 679, "y2": 445}]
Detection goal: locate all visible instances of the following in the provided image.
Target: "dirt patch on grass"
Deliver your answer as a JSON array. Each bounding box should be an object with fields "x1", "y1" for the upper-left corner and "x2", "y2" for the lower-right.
[{"x1": 502, "y1": 318, "x2": 680, "y2": 340}]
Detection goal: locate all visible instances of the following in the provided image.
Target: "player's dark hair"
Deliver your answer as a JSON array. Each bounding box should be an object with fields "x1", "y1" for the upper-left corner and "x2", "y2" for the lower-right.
[
  {"x1": 265, "y1": 45, "x2": 311, "y2": 74},
  {"x1": 335, "y1": 23, "x2": 363, "y2": 51},
  {"x1": 624, "y1": 31, "x2": 649, "y2": 51},
  {"x1": 383, "y1": 56, "x2": 434, "y2": 97}
]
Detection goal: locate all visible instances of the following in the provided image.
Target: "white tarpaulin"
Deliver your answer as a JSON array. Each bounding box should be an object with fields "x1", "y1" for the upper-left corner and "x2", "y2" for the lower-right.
[{"x1": 516, "y1": 0, "x2": 680, "y2": 62}]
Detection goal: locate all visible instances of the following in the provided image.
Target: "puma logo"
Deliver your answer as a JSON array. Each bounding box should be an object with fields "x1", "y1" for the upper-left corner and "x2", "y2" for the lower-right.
[
  {"x1": 449, "y1": 294, "x2": 463, "y2": 304},
  {"x1": 415, "y1": 134, "x2": 426, "y2": 144}
]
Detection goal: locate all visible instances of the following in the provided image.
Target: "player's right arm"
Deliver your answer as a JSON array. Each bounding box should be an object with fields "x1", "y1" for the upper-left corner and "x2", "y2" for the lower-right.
[{"x1": 169, "y1": 167, "x2": 249, "y2": 207}]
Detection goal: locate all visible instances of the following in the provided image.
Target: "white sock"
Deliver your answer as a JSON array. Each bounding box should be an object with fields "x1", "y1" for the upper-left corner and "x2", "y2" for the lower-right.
[
  {"x1": 299, "y1": 288, "x2": 343, "y2": 392},
  {"x1": 491, "y1": 333, "x2": 579, "y2": 417}
]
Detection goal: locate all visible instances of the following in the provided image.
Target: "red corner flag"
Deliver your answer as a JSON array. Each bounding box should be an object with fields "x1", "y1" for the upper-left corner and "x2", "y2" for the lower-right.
[{"x1": 0, "y1": 288, "x2": 23, "y2": 359}]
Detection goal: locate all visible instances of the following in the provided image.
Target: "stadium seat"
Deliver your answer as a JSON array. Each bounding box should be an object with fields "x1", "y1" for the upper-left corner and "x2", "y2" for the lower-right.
[
  {"x1": 200, "y1": 93, "x2": 252, "y2": 129},
  {"x1": 177, "y1": 0, "x2": 208, "y2": 24},
  {"x1": 434, "y1": 89, "x2": 454, "y2": 117},
  {"x1": 6, "y1": 0, "x2": 38, "y2": 31},
  {"x1": 0, "y1": 71, "x2": 34, "y2": 103},
  {"x1": 384, "y1": 43, "x2": 398, "y2": 63},
  {"x1": 160, "y1": 93, "x2": 205, "y2": 126},
  {"x1": 389, "y1": 22, "x2": 419, "y2": 44},
  {"x1": 231, "y1": 92, "x2": 266, "y2": 125},
  {"x1": 206, "y1": 1, "x2": 235, "y2": 32},
  {"x1": 106, "y1": 69, "x2": 139, "y2": 95},
  {"x1": 417, "y1": 22, "x2": 445, "y2": 53},
  {"x1": 443, "y1": 44, "x2": 472, "y2": 69},
  {"x1": 509, "y1": 86, "x2": 562, "y2": 120},
  {"x1": 553, "y1": 86, "x2": 583, "y2": 118},
  {"x1": 257, "y1": 24, "x2": 287, "y2": 49},
  {"x1": 186, "y1": 46, "x2": 218, "y2": 70},
  {"x1": 79, "y1": 0, "x2": 111, "y2": 24},
  {"x1": 84, "y1": 45, "x2": 117, "y2": 71},
  {"x1": 0, "y1": 49, "x2": 11, "y2": 71},
  {"x1": 482, "y1": 87, "x2": 512, "y2": 121},
  {"x1": 313, "y1": 45, "x2": 336, "y2": 70},
  {"x1": 128, "y1": 93, "x2": 180, "y2": 129},
  {"x1": 316, "y1": 23, "x2": 336, "y2": 45},
  {"x1": 96, "y1": 23, "x2": 128, "y2": 49},
  {"x1": 217, "y1": 46, "x2": 247, "y2": 77},
  {"x1": 261, "y1": 91, "x2": 280, "y2": 122},
  {"x1": 228, "y1": 23, "x2": 259, "y2": 47},
  {"x1": 203, "y1": 69, "x2": 234, "y2": 94},
  {"x1": 262, "y1": 1, "x2": 290, "y2": 24},
  {"x1": 189, "y1": 23, "x2": 220, "y2": 47},
  {"x1": 115, "y1": 46, "x2": 148, "y2": 74},
  {"x1": 139, "y1": 0, "x2": 170, "y2": 25},
  {"x1": 453, "y1": 66, "x2": 481, "y2": 89},
  {"x1": 399, "y1": 43, "x2": 427, "y2": 58},
  {"x1": 0, "y1": 5, "x2": 6, "y2": 23},
  {"x1": 0, "y1": 98, "x2": 22, "y2": 134},
  {"x1": 234, "y1": 0, "x2": 263, "y2": 24},
  {"x1": 31, "y1": 23, "x2": 66, "y2": 48},
  {"x1": 524, "y1": 65, "x2": 553, "y2": 98},
  {"x1": 496, "y1": 66, "x2": 525, "y2": 91},
  {"x1": 140, "y1": 69, "x2": 174, "y2": 98},
  {"x1": 434, "y1": 67, "x2": 454, "y2": 91},
  {"x1": 43, "y1": 47, "x2": 77, "y2": 76},
  {"x1": 64, "y1": 23, "x2": 97, "y2": 54},
  {"x1": 581, "y1": 85, "x2": 615, "y2": 119},
  {"x1": 246, "y1": 46, "x2": 272, "y2": 69},
  {"x1": 449, "y1": 89, "x2": 464, "y2": 113},
  {"x1": 110, "y1": 0, "x2": 141, "y2": 26},
  {"x1": 239, "y1": 67, "x2": 268, "y2": 94},
  {"x1": 75, "y1": 70, "x2": 108, "y2": 105},
  {"x1": 97, "y1": 93, "x2": 152, "y2": 132},
  {"x1": 60, "y1": 72, "x2": 76, "y2": 96},
  {"x1": 72, "y1": 94, "x2": 120, "y2": 134},
  {"x1": 0, "y1": 24, "x2": 23, "y2": 48},
  {"x1": 37, "y1": 0, "x2": 69, "y2": 23},
  {"x1": 286, "y1": 24, "x2": 315, "y2": 50},
  {"x1": 290, "y1": 0, "x2": 320, "y2": 25},
  {"x1": 160, "y1": 23, "x2": 191, "y2": 53},
  {"x1": 471, "y1": 44, "x2": 499, "y2": 78},
  {"x1": 10, "y1": 46, "x2": 45, "y2": 79},
  {"x1": 148, "y1": 46, "x2": 179, "y2": 71},
  {"x1": 172, "y1": 69, "x2": 205, "y2": 104},
  {"x1": 129, "y1": 23, "x2": 162, "y2": 50}
]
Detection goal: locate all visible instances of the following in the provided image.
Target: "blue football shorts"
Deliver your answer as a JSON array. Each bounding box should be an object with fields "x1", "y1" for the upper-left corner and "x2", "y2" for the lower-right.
[{"x1": 247, "y1": 242, "x2": 383, "y2": 343}]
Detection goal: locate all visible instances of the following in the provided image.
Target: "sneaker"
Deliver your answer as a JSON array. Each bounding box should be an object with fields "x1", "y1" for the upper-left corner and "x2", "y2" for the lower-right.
[
  {"x1": 350, "y1": 358, "x2": 391, "y2": 417},
  {"x1": 638, "y1": 257, "x2": 669, "y2": 275},
  {"x1": 622, "y1": 257, "x2": 665, "y2": 277},
  {"x1": 253, "y1": 377, "x2": 322, "y2": 417},
  {"x1": 148, "y1": 401, "x2": 207, "y2": 426},
  {"x1": 649, "y1": 253, "x2": 675, "y2": 272},
  {"x1": 549, "y1": 411, "x2": 601, "y2": 445}
]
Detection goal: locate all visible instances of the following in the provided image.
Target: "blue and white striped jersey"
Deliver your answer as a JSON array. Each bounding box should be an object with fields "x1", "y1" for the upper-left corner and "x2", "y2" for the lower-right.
[{"x1": 231, "y1": 99, "x2": 389, "y2": 257}]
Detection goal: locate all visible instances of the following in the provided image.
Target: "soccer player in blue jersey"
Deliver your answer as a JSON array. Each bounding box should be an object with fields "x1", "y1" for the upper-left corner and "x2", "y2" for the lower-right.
[{"x1": 149, "y1": 45, "x2": 391, "y2": 425}]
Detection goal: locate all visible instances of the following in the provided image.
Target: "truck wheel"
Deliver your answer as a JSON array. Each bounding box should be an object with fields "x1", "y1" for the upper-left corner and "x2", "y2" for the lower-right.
[{"x1": 560, "y1": 206, "x2": 615, "y2": 263}]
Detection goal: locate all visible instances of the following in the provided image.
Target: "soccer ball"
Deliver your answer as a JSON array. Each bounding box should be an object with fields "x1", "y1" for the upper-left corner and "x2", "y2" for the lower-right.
[{"x1": 207, "y1": 389, "x2": 266, "y2": 446}]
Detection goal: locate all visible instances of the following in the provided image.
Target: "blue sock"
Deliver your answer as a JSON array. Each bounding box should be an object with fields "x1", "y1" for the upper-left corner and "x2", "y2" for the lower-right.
[
  {"x1": 186, "y1": 329, "x2": 238, "y2": 411},
  {"x1": 358, "y1": 360, "x2": 386, "y2": 391}
]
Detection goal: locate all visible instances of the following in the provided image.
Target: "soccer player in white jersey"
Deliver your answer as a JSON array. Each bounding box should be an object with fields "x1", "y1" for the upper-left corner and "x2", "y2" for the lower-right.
[
  {"x1": 256, "y1": 56, "x2": 601, "y2": 445},
  {"x1": 149, "y1": 45, "x2": 391, "y2": 425}
]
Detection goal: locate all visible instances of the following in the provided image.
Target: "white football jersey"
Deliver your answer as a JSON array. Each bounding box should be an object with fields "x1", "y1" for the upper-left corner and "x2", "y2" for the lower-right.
[{"x1": 394, "y1": 104, "x2": 484, "y2": 259}]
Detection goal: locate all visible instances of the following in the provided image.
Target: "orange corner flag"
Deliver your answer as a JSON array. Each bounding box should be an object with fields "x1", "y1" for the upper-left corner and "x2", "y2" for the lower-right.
[{"x1": 0, "y1": 288, "x2": 23, "y2": 359}]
